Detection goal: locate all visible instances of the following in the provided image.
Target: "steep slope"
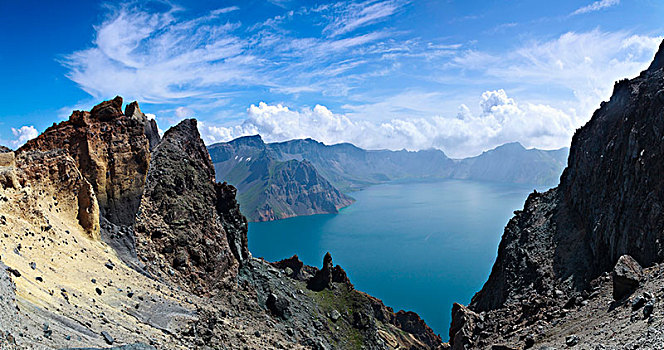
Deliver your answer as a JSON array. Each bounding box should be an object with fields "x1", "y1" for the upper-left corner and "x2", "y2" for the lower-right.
[
  {"x1": 448, "y1": 40, "x2": 664, "y2": 349},
  {"x1": 208, "y1": 135, "x2": 354, "y2": 222},
  {"x1": 451, "y1": 142, "x2": 568, "y2": 186},
  {"x1": 0, "y1": 98, "x2": 443, "y2": 349},
  {"x1": 134, "y1": 119, "x2": 249, "y2": 294}
]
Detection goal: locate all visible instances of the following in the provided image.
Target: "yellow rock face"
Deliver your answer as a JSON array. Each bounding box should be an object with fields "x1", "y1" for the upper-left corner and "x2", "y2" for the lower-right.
[
  {"x1": 0, "y1": 151, "x2": 15, "y2": 167},
  {"x1": 0, "y1": 151, "x2": 19, "y2": 189}
]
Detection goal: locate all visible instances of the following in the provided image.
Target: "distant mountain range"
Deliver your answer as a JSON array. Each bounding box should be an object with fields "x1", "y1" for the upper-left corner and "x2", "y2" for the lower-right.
[
  {"x1": 208, "y1": 136, "x2": 354, "y2": 221},
  {"x1": 450, "y1": 142, "x2": 569, "y2": 186},
  {"x1": 209, "y1": 135, "x2": 568, "y2": 221}
]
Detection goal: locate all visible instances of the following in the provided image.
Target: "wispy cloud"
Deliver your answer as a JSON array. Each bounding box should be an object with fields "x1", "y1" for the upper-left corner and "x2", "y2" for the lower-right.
[
  {"x1": 62, "y1": 2, "x2": 417, "y2": 104},
  {"x1": 322, "y1": 0, "x2": 407, "y2": 37},
  {"x1": 449, "y1": 30, "x2": 661, "y2": 117},
  {"x1": 571, "y1": 0, "x2": 620, "y2": 16},
  {"x1": 64, "y1": 4, "x2": 253, "y2": 103},
  {"x1": 60, "y1": 3, "x2": 661, "y2": 157}
]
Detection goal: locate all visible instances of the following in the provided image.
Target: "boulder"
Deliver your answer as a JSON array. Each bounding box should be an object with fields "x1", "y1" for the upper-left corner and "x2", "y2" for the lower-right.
[
  {"x1": 266, "y1": 293, "x2": 289, "y2": 319},
  {"x1": 612, "y1": 255, "x2": 642, "y2": 300}
]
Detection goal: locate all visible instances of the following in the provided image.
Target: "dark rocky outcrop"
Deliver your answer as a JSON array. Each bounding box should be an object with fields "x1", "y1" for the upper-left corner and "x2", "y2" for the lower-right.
[
  {"x1": 134, "y1": 119, "x2": 248, "y2": 294},
  {"x1": 448, "y1": 303, "x2": 480, "y2": 350},
  {"x1": 272, "y1": 254, "x2": 317, "y2": 280},
  {"x1": 307, "y1": 252, "x2": 353, "y2": 291},
  {"x1": 450, "y1": 39, "x2": 664, "y2": 349}
]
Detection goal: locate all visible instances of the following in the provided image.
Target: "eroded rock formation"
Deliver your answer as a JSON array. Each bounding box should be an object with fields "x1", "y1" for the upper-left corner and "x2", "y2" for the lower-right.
[
  {"x1": 134, "y1": 119, "x2": 248, "y2": 294},
  {"x1": 19, "y1": 96, "x2": 158, "y2": 228}
]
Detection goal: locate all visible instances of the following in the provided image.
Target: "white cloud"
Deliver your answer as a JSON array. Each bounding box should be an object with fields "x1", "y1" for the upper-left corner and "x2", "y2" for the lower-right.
[
  {"x1": 11, "y1": 126, "x2": 39, "y2": 148},
  {"x1": 453, "y1": 30, "x2": 661, "y2": 118},
  {"x1": 62, "y1": 2, "x2": 407, "y2": 102},
  {"x1": 323, "y1": 0, "x2": 406, "y2": 37},
  {"x1": 63, "y1": 4, "x2": 257, "y2": 104},
  {"x1": 199, "y1": 91, "x2": 577, "y2": 158},
  {"x1": 175, "y1": 107, "x2": 195, "y2": 118},
  {"x1": 571, "y1": 0, "x2": 620, "y2": 15}
]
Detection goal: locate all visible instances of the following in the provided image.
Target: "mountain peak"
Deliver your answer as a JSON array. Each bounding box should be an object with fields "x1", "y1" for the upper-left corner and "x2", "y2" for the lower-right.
[
  {"x1": 89, "y1": 96, "x2": 124, "y2": 121},
  {"x1": 647, "y1": 39, "x2": 664, "y2": 72},
  {"x1": 495, "y1": 141, "x2": 525, "y2": 151},
  {"x1": 230, "y1": 134, "x2": 265, "y2": 147}
]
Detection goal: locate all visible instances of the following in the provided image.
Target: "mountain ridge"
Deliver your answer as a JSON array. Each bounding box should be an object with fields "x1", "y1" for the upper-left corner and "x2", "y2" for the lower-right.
[
  {"x1": 447, "y1": 39, "x2": 664, "y2": 349},
  {"x1": 0, "y1": 97, "x2": 442, "y2": 349},
  {"x1": 210, "y1": 135, "x2": 568, "y2": 222},
  {"x1": 208, "y1": 135, "x2": 354, "y2": 222}
]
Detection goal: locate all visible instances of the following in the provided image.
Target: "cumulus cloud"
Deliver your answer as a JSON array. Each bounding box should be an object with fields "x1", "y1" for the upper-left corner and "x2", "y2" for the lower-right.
[
  {"x1": 571, "y1": 0, "x2": 619, "y2": 15},
  {"x1": 199, "y1": 90, "x2": 577, "y2": 158},
  {"x1": 10, "y1": 126, "x2": 39, "y2": 148}
]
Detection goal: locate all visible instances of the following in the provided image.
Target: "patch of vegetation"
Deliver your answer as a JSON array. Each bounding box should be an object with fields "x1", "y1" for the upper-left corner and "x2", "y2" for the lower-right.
[{"x1": 305, "y1": 284, "x2": 374, "y2": 349}]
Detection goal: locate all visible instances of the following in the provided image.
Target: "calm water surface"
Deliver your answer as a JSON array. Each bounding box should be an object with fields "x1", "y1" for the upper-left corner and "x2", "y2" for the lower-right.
[{"x1": 248, "y1": 179, "x2": 548, "y2": 337}]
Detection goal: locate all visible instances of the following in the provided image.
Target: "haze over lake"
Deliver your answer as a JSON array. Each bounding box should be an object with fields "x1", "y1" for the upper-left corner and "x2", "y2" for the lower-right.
[{"x1": 249, "y1": 179, "x2": 550, "y2": 336}]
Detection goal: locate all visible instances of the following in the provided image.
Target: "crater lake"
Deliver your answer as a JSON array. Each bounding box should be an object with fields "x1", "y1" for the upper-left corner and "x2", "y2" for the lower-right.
[{"x1": 248, "y1": 179, "x2": 550, "y2": 336}]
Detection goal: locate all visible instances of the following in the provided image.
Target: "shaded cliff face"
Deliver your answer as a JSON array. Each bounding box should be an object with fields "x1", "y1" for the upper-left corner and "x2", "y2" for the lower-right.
[
  {"x1": 134, "y1": 119, "x2": 249, "y2": 294},
  {"x1": 470, "y1": 42, "x2": 664, "y2": 313},
  {"x1": 449, "y1": 40, "x2": 664, "y2": 349},
  {"x1": 560, "y1": 46, "x2": 664, "y2": 272},
  {"x1": 209, "y1": 135, "x2": 354, "y2": 222}
]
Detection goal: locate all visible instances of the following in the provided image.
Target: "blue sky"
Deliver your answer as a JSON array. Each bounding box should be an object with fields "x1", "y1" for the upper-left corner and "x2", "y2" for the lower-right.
[{"x1": 1, "y1": 0, "x2": 663, "y2": 157}]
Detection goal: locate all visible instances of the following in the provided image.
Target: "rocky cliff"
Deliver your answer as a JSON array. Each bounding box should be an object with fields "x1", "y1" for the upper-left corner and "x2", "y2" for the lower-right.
[
  {"x1": 448, "y1": 40, "x2": 664, "y2": 349},
  {"x1": 209, "y1": 135, "x2": 354, "y2": 222},
  {"x1": 133, "y1": 119, "x2": 248, "y2": 294},
  {"x1": 18, "y1": 96, "x2": 160, "y2": 267},
  {"x1": 0, "y1": 98, "x2": 442, "y2": 349}
]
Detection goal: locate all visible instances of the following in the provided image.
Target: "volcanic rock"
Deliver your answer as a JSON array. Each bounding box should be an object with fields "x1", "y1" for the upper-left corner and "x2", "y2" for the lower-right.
[
  {"x1": 449, "y1": 303, "x2": 480, "y2": 350},
  {"x1": 613, "y1": 255, "x2": 642, "y2": 300},
  {"x1": 449, "y1": 39, "x2": 664, "y2": 350},
  {"x1": 134, "y1": 119, "x2": 248, "y2": 294},
  {"x1": 304, "y1": 252, "x2": 352, "y2": 291},
  {"x1": 19, "y1": 96, "x2": 157, "y2": 228},
  {"x1": 18, "y1": 97, "x2": 158, "y2": 263}
]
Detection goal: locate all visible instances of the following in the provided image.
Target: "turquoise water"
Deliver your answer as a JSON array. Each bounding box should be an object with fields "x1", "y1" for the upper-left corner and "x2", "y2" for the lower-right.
[{"x1": 248, "y1": 179, "x2": 547, "y2": 338}]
